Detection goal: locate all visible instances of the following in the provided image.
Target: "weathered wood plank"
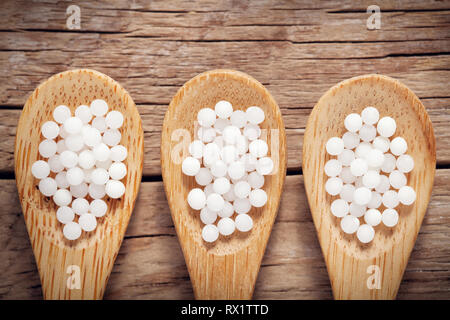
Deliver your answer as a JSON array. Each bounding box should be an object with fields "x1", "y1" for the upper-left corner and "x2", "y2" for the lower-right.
[
  {"x1": 0, "y1": 170, "x2": 449, "y2": 299},
  {"x1": 0, "y1": 97, "x2": 449, "y2": 176}
]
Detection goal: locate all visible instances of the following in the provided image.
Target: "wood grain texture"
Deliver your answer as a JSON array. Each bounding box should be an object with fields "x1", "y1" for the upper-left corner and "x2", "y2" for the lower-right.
[
  {"x1": 14, "y1": 69, "x2": 144, "y2": 299},
  {"x1": 303, "y1": 74, "x2": 436, "y2": 299},
  {"x1": 0, "y1": 171, "x2": 449, "y2": 299},
  {"x1": 161, "y1": 69, "x2": 286, "y2": 299}
]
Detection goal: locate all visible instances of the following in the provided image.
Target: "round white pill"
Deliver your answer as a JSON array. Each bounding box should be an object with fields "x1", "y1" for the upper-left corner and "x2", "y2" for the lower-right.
[
  {"x1": 344, "y1": 113, "x2": 362, "y2": 133},
  {"x1": 63, "y1": 222, "x2": 81, "y2": 240},
  {"x1": 202, "y1": 224, "x2": 219, "y2": 242},
  {"x1": 353, "y1": 187, "x2": 372, "y2": 206},
  {"x1": 331, "y1": 199, "x2": 349, "y2": 217},
  {"x1": 357, "y1": 224, "x2": 375, "y2": 243},
  {"x1": 63, "y1": 117, "x2": 83, "y2": 135},
  {"x1": 325, "y1": 177, "x2": 343, "y2": 196},
  {"x1": 249, "y1": 189, "x2": 267, "y2": 207},
  {"x1": 243, "y1": 124, "x2": 261, "y2": 141},
  {"x1": 39, "y1": 139, "x2": 57, "y2": 158},
  {"x1": 66, "y1": 167, "x2": 84, "y2": 186},
  {"x1": 223, "y1": 186, "x2": 236, "y2": 202},
  {"x1": 355, "y1": 142, "x2": 372, "y2": 160},
  {"x1": 70, "y1": 182, "x2": 88, "y2": 198},
  {"x1": 213, "y1": 177, "x2": 231, "y2": 195},
  {"x1": 56, "y1": 206, "x2": 75, "y2": 224},
  {"x1": 218, "y1": 217, "x2": 235, "y2": 236},
  {"x1": 48, "y1": 155, "x2": 64, "y2": 173},
  {"x1": 381, "y1": 153, "x2": 396, "y2": 173},
  {"x1": 221, "y1": 145, "x2": 238, "y2": 164},
  {"x1": 105, "y1": 110, "x2": 124, "y2": 129},
  {"x1": 324, "y1": 159, "x2": 342, "y2": 177},
  {"x1": 105, "y1": 180, "x2": 125, "y2": 199},
  {"x1": 256, "y1": 157, "x2": 274, "y2": 176},
  {"x1": 326, "y1": 137, "x2": 344, "y2": 156},
  {"x1": 210, "y1": 160, "x2": 228, "y2": 178},
  {"x1": 214, "y1": 119, "x2": 229, "y2": 134},
  {"x1": 375, "y1": 175, "x2": 390, "y2": 194},
  {"x1": 203, "y1": 143, "x2": 221, "y2": 167},
  {"x1": 92, "y1": 116, "x2": 107, "y2": 133},
  {"x1": 39, "y1": 177, "x2": 57, "y2": 197},
  {"x1": 228, "y1": 161, "x2": 245, "y2": 180},
  {"x1": 103, "y1": 129, "x2": 121, "y2": 147},
  {"x1": 188, "y1": 140, "x2": 204, "y2": 159},
  {"x1": 41, "y1": 121, "x2": 60, "y2": 140},
  {"x1": 367, "y1": 191, "x2": 382, "y2": 209},
  {"x1": 197, "y1": 108, "x2": 216, "y2": 127},
  {"x1": 235, "y1": 213, "x2": 253, "y2": 232},
  {"x1": 359, "y1": 124, "x2": 377, "y2": 142},
  {"x1": 219, "y1": 201, "x2": 234, "y2": 218},
  {"x1": 65, "y1": 134, "x2": 84, "y2": 152},
  {"x1": 32, "y1": 160, "x2": 50, "y2": 179},
  {"x1": 382, "y1": 190, "x2": 399, "y2": 208},
  {"x1": 366, "y1": 149, "x2": 385, "y2": 168},
  {"x1": 390, "y1": 137, "x2": 407, "y2": 156},
  {"x1": 90, "y1": 99, "x2": 108, "y2": 117},
  {"x1": 81, "y1": 126, "x2": 101, "y2": 148},
  {"x1": 90, "y1": 199, "x2": 108, "y2": 217},
  {"x1": 350, "y1": 158, "x2": 368, "y2": 177},
  {"x1": 79, "y1": 213, "x2": 97, "y2": 232},
  {"x1": 78, "y1": 150, "x2": 95, "y2": 169},
  {"x1": 91, "y1": 168, "x2": 109, "y2": 185},
  {"x1": 340, "y1": 215, "x2": 360, "y2": 234},
  {"x1": 361, "y1": 106, "x2": 379, "y2": 125},
  {"x1": 222, "y1": 125, "x2": 241, "y2": 145},
  {"x1": 75, "y1": 105, "x2": 92, "y2": 124},
  {"x1": 206, "y1": 193, "x2": 225, "y2": 212},
  {"x1": 248, "y1": 171, "x2": 264, "y2": 189},
  {"x1": 230, "y1": 110, "x2": 247, "y2": 128},
  {"x1": 249, "y1": 139, "x2": 268, "y2": 158},
  {"x1": 377, "y1": 116, "x2": 396, "y2": 137},
  {"x1": 349, "y1": 203, "x2": 366, "y2": 217},
  {"x1": 398, "y1": 186, "x2": 416, "y2": 205},
  {"x1": 56, "y1": 139, "x2": 68, "y2": 154},
  {"x1": 88, "y1": 183, "x2": 106, "y2": 199},
  {"x1": 241, "y1": 153, "x2": 258, "y2": 172},
  {"x1": 340, "y1": 184, "x2": 355, "y2": 202},
  {"x1": 55, "y1": 171, "x2": 69, "y2": 189},
  {"x1": 215, "y1": 100, "x2": 233, "y2": 119},
  {"x1": 338, "y1": 149, "x2": 355, "y2": 167},
  {"x1": 340, "y1": 167, "x2": 356, "y2": 184},
  {"x1": 234, "y1": 198, "x2": 251, "y2": 214},
  {"x1": 372, "y1": 136, "x2": 390, "y2": 153},
  {"x1": 72, "y1": 198, "x2": 89, "y2": 215},
  {"x1": 53, "y1": 105, "x2": 71, "y2": 124},
  {"x1": 342, "y1": 132, "x2": 360, "y2": 150},
  {"x1": 362, "y1": 170, "x2": 381, "y2": 189},
  {"x1": 389, "y1": 170, "x2": 407, "y2": 189},
  {"x1": 234, "y1": 181, "x2": 251, "y2": 199},
  {"x1": 364, "y1": 209, "x2": 382, "y2": 226},
  {"x1": 396, "y1": 154, "x2": 414, "y2": 173},
  {"x1": 246, "y1": 106, "x2": 265, "y2": 125},
  {"x1": 53, "y1": 189, "x2": 72, "y2": 207},
  {"x1": 382, "y1": 208, "x2": 399, "y2": 227},
  {"x1": 200, "y1": 207, "x2": 217, "y2": 225},
  {"x1": 110, "y1": 145, "x2": 128, "y2": 162},
  {"x1": 93, "y1": 143, "x2": 111, "y2": 162},
  {"x1": 109, "y1": 162, "x2": 127, "y2": 180}
]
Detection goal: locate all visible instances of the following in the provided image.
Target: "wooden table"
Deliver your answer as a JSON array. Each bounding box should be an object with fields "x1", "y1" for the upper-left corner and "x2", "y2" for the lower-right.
[{"x1": 0, "y1": 0, "x2": 449, "y2": 299}]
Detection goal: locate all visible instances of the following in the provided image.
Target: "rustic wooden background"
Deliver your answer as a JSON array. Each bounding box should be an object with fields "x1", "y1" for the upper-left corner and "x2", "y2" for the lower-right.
[{"x1": 0, "y1": 0, "x2": 449, "y2": 299}]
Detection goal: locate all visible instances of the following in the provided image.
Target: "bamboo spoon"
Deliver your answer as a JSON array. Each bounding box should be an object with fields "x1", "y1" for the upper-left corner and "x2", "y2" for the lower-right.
[
  {"x1": 303, "y1": 74, "x2": 436, "y2": 299},
  {"x1": 14, "y1": 69, "x2": 144, "y2": 299},
  {"x1": 161, "y1": 69, "x2": 286, "y2": 299}
]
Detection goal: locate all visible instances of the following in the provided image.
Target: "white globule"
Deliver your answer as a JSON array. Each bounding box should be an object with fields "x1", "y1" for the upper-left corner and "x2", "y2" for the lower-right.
[
  {"x1": 32, "y1": 99, "x2": 128, "y2": 240},
  {"x1": 324, "y1": 106, "x2": 415, "y2": 243},
  {"x1": 182, "y1": 101, "x2": 273, "y2": 242}
]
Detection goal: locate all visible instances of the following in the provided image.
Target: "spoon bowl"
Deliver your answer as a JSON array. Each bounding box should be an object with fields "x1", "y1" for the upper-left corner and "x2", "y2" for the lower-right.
[
  {"x1": 14, "y1": 69, "x2": 144, "y2": 299},
  {"x1": 161, "y1": 69, "x2": 286, "y2": 299},
  {"x1": 303, "y1": 74, "x2": 436, "y2": 299}
]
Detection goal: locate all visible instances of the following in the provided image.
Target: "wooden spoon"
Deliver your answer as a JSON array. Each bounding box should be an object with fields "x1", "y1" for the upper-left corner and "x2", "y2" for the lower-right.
[
  {"x1": 303, "y1": 74, "x2": 436, "y2": 299},
  {"x1": 14, "y1": 69, "x2": 144, "y2": 299},
  {"x1": 161, "y1": 69, "x2": 286, "y2": 299}
]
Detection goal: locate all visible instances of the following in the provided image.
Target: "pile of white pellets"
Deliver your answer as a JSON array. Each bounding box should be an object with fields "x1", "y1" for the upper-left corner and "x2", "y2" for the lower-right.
[
  {"x1": 325, "y1": 106, "x2": 416, "y2": 244},
  {"x1": 182, "y1": 101, "x2": 274, "y2": 243},
  {"x1": 31, "y1": 99, "x2": 128, "y2": 240}
]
